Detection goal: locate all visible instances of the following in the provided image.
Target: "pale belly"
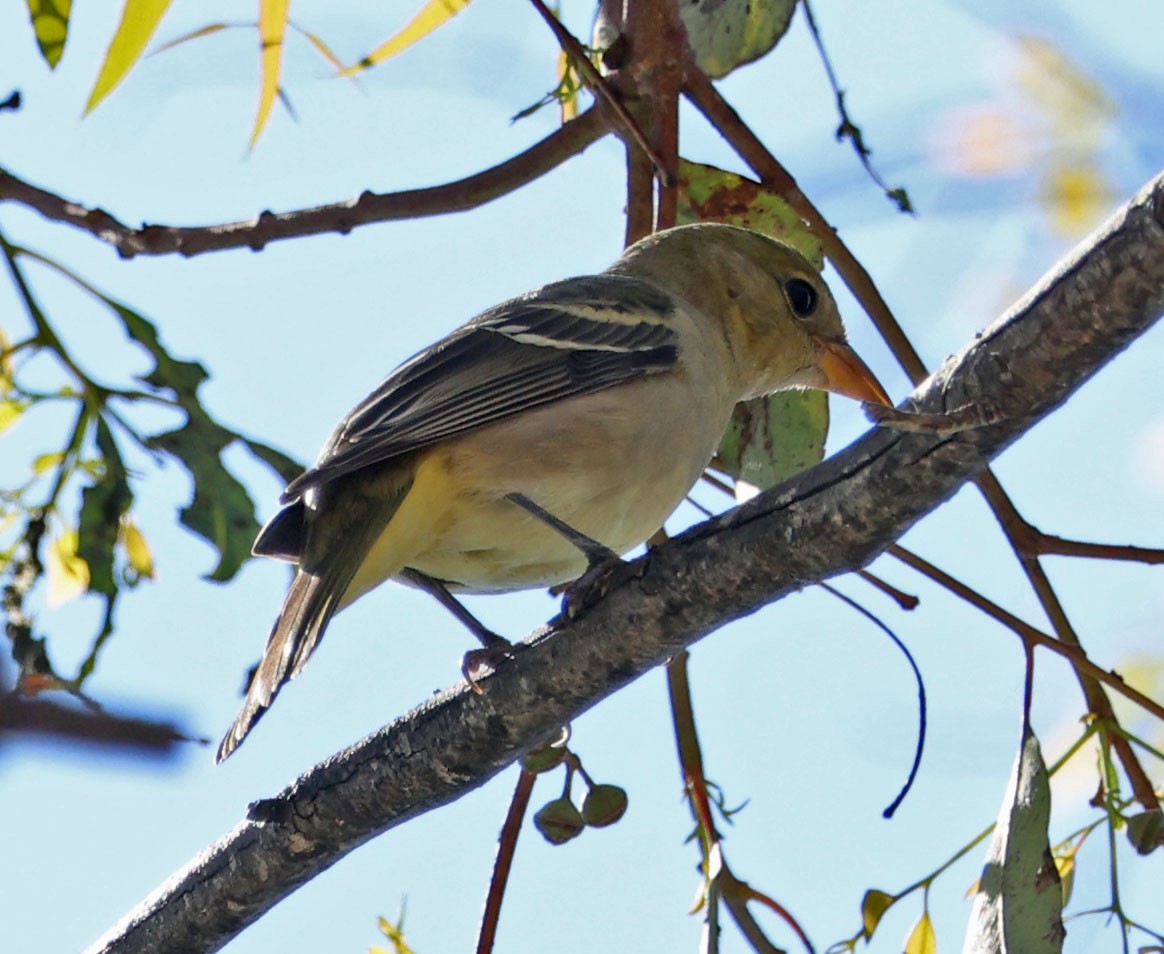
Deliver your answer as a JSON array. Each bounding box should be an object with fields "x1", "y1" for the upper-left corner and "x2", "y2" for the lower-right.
[{"x1": 400, "y1": 380, "x2": 732, "y2": 593}]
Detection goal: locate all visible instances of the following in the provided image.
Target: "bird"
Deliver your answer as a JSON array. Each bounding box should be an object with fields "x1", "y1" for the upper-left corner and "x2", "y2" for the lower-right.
[{"x1": 216, "y1": 223, "x2": 891, "y2": 761}]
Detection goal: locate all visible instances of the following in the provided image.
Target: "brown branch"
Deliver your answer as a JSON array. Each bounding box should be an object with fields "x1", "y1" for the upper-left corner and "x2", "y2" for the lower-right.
[
  {"x1": 0, "y1": 107, "x2": 610, "y2": 259},
  {"x1": 974, "y1": 471, "x2": 1161, "y2": 810},
  {"x1": 887, "y1": 546, "x2": 1164, "y2": 725},
  {"x1": 86, "y1": 170, "x2": 1164, "y2": 954},
  {"x1": 1005, "y1": 521, "x2": 1164, "y2": 564},
  {"x1": 0, "y1": 693, "x2": 193, "y2": 756},
  {"x1": 625, "y1": 145, "x2": 655, "y2": 245},
  {"x1": 855, "y1": 569, "x2": 919, "y2": 610}
]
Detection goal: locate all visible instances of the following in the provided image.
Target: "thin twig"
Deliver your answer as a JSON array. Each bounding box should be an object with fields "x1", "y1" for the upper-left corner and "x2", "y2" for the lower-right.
[
  {"x1": 855, "y1": 569, "x2": 919, "y2": 610},
  {"x1": 0, "y1": 106, "x2": 610, "y2": 258},
  {"x1": 888, "y1": 546, "x2": 1164, "y2": 726},
  {"x1": 799, "y1": 0, "x2": 912, "y2": 213},
  {"x1": 476, "y1": 768, "x2": 536, "y2": 954},
  {"x1": 525, "y1": 0, "x2": 673, "y2": 184}
]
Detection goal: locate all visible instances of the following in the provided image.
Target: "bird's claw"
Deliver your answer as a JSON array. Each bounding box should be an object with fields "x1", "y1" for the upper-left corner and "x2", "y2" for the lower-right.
[
  {"x1": 461, "y1": 636, "x2": 519, "y2": 692},
  {"x1": 562, "y1": 554, "x2": 642, "y2": 619}
]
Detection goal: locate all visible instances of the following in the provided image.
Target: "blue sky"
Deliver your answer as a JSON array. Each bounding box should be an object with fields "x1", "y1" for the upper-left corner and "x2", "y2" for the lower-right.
[{"x1": 2, "y1": 2, "x2": 1162, "y2": 952}]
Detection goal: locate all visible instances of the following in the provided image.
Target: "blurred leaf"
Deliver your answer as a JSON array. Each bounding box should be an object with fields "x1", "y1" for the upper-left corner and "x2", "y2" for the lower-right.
[
  {"x1": 679, "y1": 0, "x2": 796, "y2": 79},
  {"x1": 85, "y1": 288, "x2": 279, "y2": 581},
  {"x1": 25, "y1": 0, "x2": 71, "y2": 69},
  {"x1": 1126, "y1": 810, "x2": 1164, "y2": 856},
  {"x1": 85, "y1": 0, "x2": 174, "y2": 114},
  {"x1": 32, "y1": 451, "x2": 65, "y2": 475},
  {"x1": 963, "y1": 726, "x2": 1064, "y2": 954},
  {"x1": 0, "y1": 323, "x2": 15, "y2": 386},
  {"x1": 77, "y1": 417, "x2": 132, "y2": 596},
  {"x1": 1041, "y1": 163, "x2": 1112, "y2": 237},
  {"x1": 1016, "y1": 35, "x2": 1115, "y2": 130},
  {"x1": 861, "y1": 888, "x2": 896, "y2": 938},
  {"x1": 120, "y1": 518, "x2": 155, "y2": 581},
  {"x1": 148, "y1": 416, "x2": 260, "y2": 582},
  {"x1": 905, "y1": 911, "x2": 937, "y2": 954},
  {"x1": 557, "y1": 49, "x2": 580, "y2": 123},
  {"x1": 298, "y1": 25, "x2": 346, "y2": 73},
  {"x1": 45, "y1": 528, "x2": 90, "y2": 606},
  {"x1": 251, "y1": 0, "x2": 289, "y2": 147},
  {"x1": 1052, "y1": 849, "x2": 1075, "y2": 906},
  {"x1": 0, "y1": 398, "x2": 28, "y2": 435},
  {"x1": 342, "y1": 0, "x2": 474, "y2": 77},
  {"x1": 149, "y1": 22, "x2": 232, "y2": 57},
  {"x1": 108, "y1": 302, "x2": 208, "y2": 397},
  {"x1": 372, "y1": 910, "x2": 416, "y2": 954},
  {"x1": 241, "y1": 437, "x2": 303, "y2": 484},
  {"x1": 677, "y1": 159, "x2": 822, "y2": 266}
]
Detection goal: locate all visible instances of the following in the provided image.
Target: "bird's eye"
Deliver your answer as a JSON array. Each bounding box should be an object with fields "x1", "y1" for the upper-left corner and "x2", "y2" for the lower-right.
[{"x1": 784, "y1": 278, "x2": 818, "y2": 318}]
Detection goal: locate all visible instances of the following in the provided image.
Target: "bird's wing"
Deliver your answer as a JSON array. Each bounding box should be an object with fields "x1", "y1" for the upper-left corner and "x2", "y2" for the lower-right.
[{"x1": 281, "y1": 274, "x2": 679, "y2": 500}]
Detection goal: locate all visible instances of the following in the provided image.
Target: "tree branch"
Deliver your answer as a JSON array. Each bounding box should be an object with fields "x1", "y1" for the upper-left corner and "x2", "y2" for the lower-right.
[
  {"x1": 87, "y1": 171, "x2": 1164, "y2": 954},
  {"x1": 0, "y1": 107, "x2": 610, "y2": 259}
]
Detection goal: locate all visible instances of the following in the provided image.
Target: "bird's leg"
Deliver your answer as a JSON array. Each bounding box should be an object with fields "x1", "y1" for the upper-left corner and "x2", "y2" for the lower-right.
[
  {"x1": 398, "y1": 567, "x2": 516, "y2": 691},
  {"x1": 505, "y1": 493, "x2": 640, "y2": 618},
  {"x1": 504, "y1": 492, "x2": 619, "y2": 567}
]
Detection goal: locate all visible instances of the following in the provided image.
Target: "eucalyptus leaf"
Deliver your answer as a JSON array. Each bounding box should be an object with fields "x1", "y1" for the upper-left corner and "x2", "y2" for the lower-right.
[
  {"x1": 677, "y1": 159, "x2": 823, "y2": 266},
  {"x1": 718, "y1": 391, "x2": 829, "y2": 491},
  {"x1": 679, "y1": 0, "x2": 797, "y2": 79},
  {"x1": 962, "y1": 726, "x2": 1065, "y2": 954}
]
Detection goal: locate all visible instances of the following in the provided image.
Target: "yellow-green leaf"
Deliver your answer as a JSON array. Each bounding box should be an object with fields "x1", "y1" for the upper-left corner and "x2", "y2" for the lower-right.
[
  {"x1": 26, "y1": 0, "x2": 72, "y2": 69},
  {"x1": 341, "y1": 0, "x2": 473, "y2": 78},
  {"x1": 373, "y1": 912, "x2": 416, "y2": 954},
  {"x1": 1053, "y1": 849, "x2": 1075, "y2": 906},
  {"x1": 85, "y1": 0, "x2": 174, "y2": 114},
  {"x1": 297, "y1": 26, "x2": 346, "y2": 73},
  {"x1": 46, "y1": 529, "x2": 91, "y2": 606},
  {"x1": 0, "y1": 398, "x2": 28, "y2": 435},
  {"x1": 860, "y1": 888, "x2": 895, "y2": 939},
  {"x1": 557, "y1": 49, "x2": 579, "y2": 123},
  {"x1": 150, "y1": 22, "x2": 232, "y2": 58},
  {"x1": 904, "y1": 911, "x2": 937, "y2": 954},
  {"x1": 120, "y1": 519, "x2": 156, "y2": 580},
  {"x1": 251, "y1": 0, "x2": 289, "y2": 147},
  {"x1": 676, "y1": 160, "x2": 822, "y2": 267},
  {"x1": 32, "y1": 451, "x2": 66, "y2": 475},
  {"x1": 1041, "y1": 163, "x2": 1112, "y2": 237},
  {"x1": 0, "y1": 323, "x2": 14, "y2": 388}
]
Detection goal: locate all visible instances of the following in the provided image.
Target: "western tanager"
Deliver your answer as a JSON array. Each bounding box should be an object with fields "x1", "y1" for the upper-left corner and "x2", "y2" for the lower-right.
[{"x1": 217, "y1": 223, "x2": 891, "y2": 761}]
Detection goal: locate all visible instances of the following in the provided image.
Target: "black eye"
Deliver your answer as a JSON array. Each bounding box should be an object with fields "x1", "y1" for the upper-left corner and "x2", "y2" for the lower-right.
[{"x1": 785, "y1": 278, "x2": 818, "y2": 317}]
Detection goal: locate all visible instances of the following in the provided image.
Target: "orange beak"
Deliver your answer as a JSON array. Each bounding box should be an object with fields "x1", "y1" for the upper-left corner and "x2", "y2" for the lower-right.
[{"x1": 812, "y1": 336, "x2": 893, "y2": 406}]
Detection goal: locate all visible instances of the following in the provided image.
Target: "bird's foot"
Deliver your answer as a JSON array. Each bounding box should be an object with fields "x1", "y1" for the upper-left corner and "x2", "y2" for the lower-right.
[
  {"x1": 461, "y1": 633, "x2": 520, "y2": 693},
  {"x1": 560, "y1": 553, "x2": 642, "y2": 620}
]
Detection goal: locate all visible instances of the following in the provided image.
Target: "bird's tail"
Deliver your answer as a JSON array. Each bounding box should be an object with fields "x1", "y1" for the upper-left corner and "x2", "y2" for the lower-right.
[{"x1": 216, "y1": 565, "x2": 350, "y2": 763}]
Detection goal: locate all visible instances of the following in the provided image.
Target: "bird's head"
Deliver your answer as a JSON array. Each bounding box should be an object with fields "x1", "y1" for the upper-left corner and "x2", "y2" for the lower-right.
[{"x1": 621, "y1": 224, "x2": 892, "y2": 407}]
